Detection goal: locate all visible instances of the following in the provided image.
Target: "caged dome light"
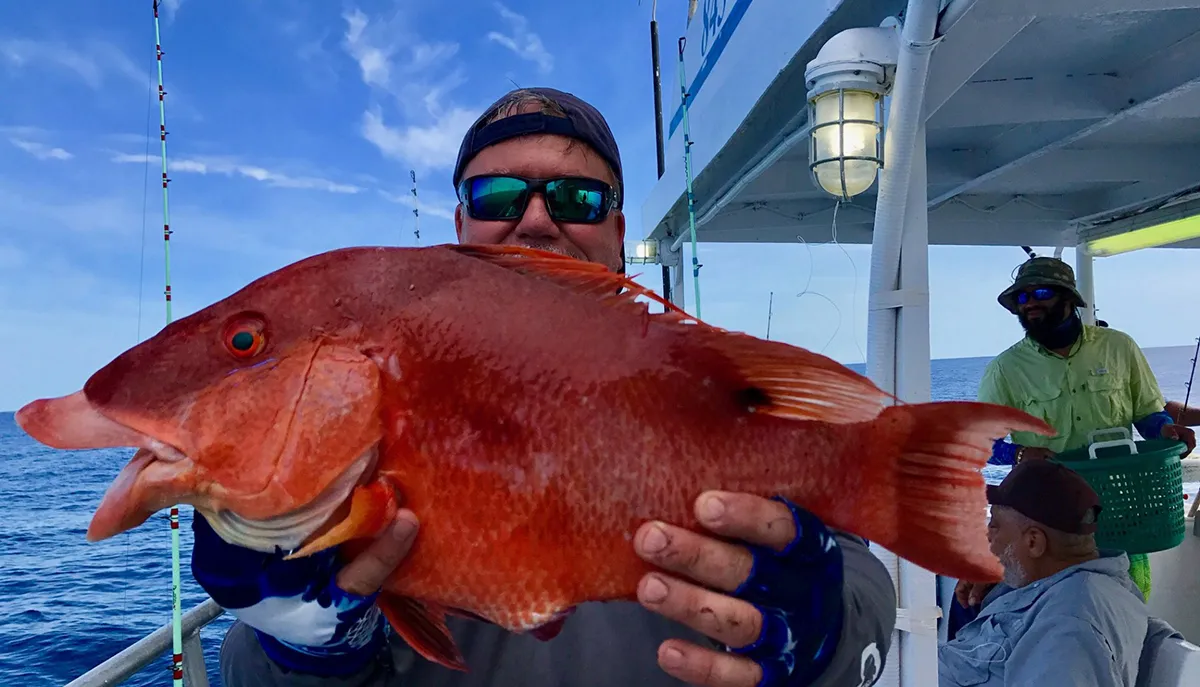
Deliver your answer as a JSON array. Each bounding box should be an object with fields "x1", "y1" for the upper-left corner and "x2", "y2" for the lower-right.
[{"x1": 804, "y1": 26, "x2": 899, "y2": 200}]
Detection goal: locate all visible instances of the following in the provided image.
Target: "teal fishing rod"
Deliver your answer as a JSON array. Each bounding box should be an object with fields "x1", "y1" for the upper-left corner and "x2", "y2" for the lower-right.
[
  {"x1": 152, "y1": 1, "x2": 184, "y2": 684},
  {"x1": 676, "y1": 37, "x2": 702, "y2": 318}
]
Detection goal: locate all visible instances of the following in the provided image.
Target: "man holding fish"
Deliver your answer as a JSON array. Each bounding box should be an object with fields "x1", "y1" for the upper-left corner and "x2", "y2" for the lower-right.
[
  {"x1": 197, "y1": 87, "x2": 902, "y2": 687},
  {"x1": 14, "y1": 87, "x2": 1051, "y2": 686}
]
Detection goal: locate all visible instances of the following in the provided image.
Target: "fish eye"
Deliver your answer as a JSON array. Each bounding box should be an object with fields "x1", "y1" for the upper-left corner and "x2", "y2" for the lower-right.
[{"x1": 222, "y1": 316, "x2": 267, "y2": 358}]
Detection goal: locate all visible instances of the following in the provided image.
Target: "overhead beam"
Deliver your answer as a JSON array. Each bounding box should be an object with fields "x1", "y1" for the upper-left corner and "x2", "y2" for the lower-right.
[
  {"x1": 698, "y1": 191, "x2": 1082, "y2": 238},
  {"x1": 928, "y1": 75, "x2": 1116, "y2": 129},
  {"x1": 962, "y1": 145, "x2": 1200, "y2": 187},
  {"x1": 960, "y1": 0, "x2": 1200, "y2": 18},
  {"x1": 928, "y1": 75, "x2": 1200, "y2": 207},
  {"x1": 731, "y1": 154, "x2": 983, "y2": 204},
  {"x1": 685, "y1": 219, "x2": 1072, "y2": 248},
  {"x1": 1070, "y1": 177, "x2": 1200, "y2": 225},
  {"x1": 926, "y1": 12, "x2": 1035, "y2": 119},
  {"x1": 927, "y1": 12, "x2": 1200, "y2": 208}
]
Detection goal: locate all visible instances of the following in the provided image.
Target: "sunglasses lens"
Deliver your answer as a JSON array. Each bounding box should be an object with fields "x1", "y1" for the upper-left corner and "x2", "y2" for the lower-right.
[
  {"x1": 465, "y1": 177, "x2": 528, "y2": 220},
  {"x1": 545, "y1": 179, "x2": 610, "y2": 222},
  {"x1": 1034, "y1": 288, "x2": 1055, "y2": 301}
]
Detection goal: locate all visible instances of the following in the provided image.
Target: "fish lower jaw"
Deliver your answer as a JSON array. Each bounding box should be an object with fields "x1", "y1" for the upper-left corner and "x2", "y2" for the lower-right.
[{"x1": 199, "y1": 444, "x2": 380, "y2": 554}]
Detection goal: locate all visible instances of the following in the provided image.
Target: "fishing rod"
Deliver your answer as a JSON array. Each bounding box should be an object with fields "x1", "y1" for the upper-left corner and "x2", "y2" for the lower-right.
[
  {"x1": 411, "y1": 170, "x2": 421, "y2": 246},
  {"x1": 765, "y1": 291, "x2": 774, "y2": 340},
  {"x1": 1179, "y1": 336, "x2": 1199, "y2": 423},
  {"x1": 151, "y1": 2, "x2": 184, "y2": 685},
  {"x1": 676, "y1": 37, "x2": 702, "y2": 318},
  {"x1": 1180, "y1": 337, "x2": 1200, "y2": 519}
]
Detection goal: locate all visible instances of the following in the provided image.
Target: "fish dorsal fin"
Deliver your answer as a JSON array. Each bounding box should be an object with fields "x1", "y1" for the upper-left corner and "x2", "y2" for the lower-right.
[
  {"x1": 703, "y1": 331, "x2": 894, "y2": 423},
  {"x1": 448, "y1": 243, "x2": 894, "y2": 424},
  {"x1": 447, "y1": 243, "x2": 695, "y2": 324}
]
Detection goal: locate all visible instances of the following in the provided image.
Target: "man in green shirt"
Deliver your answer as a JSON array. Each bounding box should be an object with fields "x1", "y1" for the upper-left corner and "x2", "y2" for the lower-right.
[{"x1": 977, "y1": 256, "x2": 1195, "y2": 599}]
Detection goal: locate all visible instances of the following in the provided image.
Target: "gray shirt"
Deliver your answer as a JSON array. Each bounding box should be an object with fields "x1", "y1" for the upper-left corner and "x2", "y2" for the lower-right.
[
  {"x1": 938, "y1": 551, "x2": 1161, "y2": 687},
  {"x1": 218, "y1": 532, "x2": 896, "y2": 686}
]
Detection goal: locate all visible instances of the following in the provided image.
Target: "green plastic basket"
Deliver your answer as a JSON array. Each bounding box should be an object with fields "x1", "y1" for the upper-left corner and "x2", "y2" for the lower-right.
[{"x1": 1051, "y1": 427, "x2": 1188, "y2": 555}]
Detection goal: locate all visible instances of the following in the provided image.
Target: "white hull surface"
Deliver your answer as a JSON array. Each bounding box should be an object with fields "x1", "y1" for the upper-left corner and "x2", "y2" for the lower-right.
[{"x1": 1147, "y1": 518, "x2": 1200, "y2": 643}]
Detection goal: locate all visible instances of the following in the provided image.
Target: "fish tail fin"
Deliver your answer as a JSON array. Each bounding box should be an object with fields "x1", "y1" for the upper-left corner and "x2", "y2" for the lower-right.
[{"x1": 858, "y1": 401, "x2": 1052, "y2": 582}]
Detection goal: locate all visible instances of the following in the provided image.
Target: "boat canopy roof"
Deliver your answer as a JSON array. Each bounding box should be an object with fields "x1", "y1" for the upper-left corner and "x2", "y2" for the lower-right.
[{"x1": 641, "y1": 0, "x2": 1200, "y2": 250}]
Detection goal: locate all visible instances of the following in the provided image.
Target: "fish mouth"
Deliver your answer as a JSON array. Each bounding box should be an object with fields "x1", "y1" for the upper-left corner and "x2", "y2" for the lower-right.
[
  {"x1": 199, "y1": 444, "x2": 379, "y2": 554},
  {"x1": 17, "y1": 390, "x2": 380, "y2": 553},
  {"x1": 15, "y1": 390, "x2": 190, "y2": 461}
]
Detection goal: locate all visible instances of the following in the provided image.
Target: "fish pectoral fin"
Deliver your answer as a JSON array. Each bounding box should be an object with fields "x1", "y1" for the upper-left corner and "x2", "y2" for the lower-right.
[
  {"x1": 284, "y1": 478, "x2": 397, "y2": 560},
  {"x1": 448, "y1": 244, "x2": 893, "y2": 424},
  {"x1": 703, "y1": 330, "x2": 896, "y2": 424},
  {"x1": 379, "y1": 594, "x2": 467, "y2": 672}
]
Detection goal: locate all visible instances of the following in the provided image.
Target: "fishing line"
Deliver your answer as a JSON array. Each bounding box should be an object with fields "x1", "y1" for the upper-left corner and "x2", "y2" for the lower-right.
[
  {"x1": 124, "y1": 43, "x2": 157, "y2": 624},
  {"x1": 828, "y1": 200, "x2": 867, "y2": 364},
  {"x1": 792, "y1": 232, "x2": 842, "y2": 355}
]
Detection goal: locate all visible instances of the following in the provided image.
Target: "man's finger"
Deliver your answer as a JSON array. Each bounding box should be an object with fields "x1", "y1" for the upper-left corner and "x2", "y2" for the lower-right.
[
  {"x1": 693, "y1": 491, "x2": 796, "y2": 552},
  {"x1": 655, "y1": 638, "x2": 763, "y2": 687},
  {"x1": 636, "y1": 572, "x2": 763, "y2": 649},
  {"x1": 954, "y1": 581, "x2": 972, "y2": 608},
  {"x1": 634, "y1": 520, "x2": 753, "y2": 593},
  {"x1": 335, "y1": 510, "x2": 419, "y2": 595}
]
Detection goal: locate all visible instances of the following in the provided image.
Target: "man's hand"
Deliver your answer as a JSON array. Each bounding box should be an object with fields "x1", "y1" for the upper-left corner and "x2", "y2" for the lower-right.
[
  {"x1": 337, "y1": 510, "x2": 420, "y2": 595},
  {"x1": 1161, "y1": 424, "x2": 1196, "y2": 457},
  {"x1": 954, "y1": 580, "x2": 996, "y2": 609},
  {"x1": 191, "y1": 509, "x2": 420, "y2": 676},
  {"x1": 1020, "y1": 447, "x2": 1056, "y2": 462},
  {"x1": 633, "y1": 492, "x2": 844, "y2": 687}
]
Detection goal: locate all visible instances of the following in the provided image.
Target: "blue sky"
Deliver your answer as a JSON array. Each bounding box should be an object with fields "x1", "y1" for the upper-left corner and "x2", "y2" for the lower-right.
[{"x1": 0, "y1": 0, "x2": 1195, "y2": 412}]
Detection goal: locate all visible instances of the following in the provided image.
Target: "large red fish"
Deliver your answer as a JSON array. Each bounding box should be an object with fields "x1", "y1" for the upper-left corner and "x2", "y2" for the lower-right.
[{"x1": 16, "y1": 244, "x2": 1050, "y2": 671}]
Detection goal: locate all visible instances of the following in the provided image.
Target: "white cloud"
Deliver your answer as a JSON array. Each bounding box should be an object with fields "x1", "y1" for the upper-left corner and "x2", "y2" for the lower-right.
[
  {"x1": 0, "y1": 38, "x2": 147, "y2": 91},
  {"x1": 340, "y1": 7, "x2": 483, "y2": 170},
  {"x1": 160, "y1": 0, "x2": 183, "y2": 22},
  {"x1": 487, "y1": 4, "x2": 554, "y2": 74},
  {"x1": 9, "y1": 138, "x2": 73, "y2": 161},
  {"x1": 340, "y1": 8, "x2": 460, "y2": 107},
  {"x1": 360, "y1": 107, "x2": 479, "y2": 172},
  {"x1": 109, "y1": 153, "x2": 363, "y2": 194},
  {"x1": 0, "y1": 37, "x2": 200, "y2": 120}
]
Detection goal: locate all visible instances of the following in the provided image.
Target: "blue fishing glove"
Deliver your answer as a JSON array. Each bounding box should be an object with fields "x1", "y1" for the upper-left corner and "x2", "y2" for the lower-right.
[
  {"x1": 190, "y1": 512, "x2": 387, "y2": 677},
  {"x1": 729, "y1": 497, "x2": 845, "y2": 687}
]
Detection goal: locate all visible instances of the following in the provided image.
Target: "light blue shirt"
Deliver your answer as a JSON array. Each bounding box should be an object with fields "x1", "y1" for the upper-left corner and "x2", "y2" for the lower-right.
[{"x1": 939, "y1": 551, "x2": 1151, "y2": 686}]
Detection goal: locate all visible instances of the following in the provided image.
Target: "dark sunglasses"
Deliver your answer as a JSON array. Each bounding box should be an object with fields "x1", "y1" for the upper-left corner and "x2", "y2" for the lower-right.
[
  {"x1": 457, "y1": 175, "x2": 619, "y2": 224},
  {"x1": 1016, "y1": 287, "x2": 1057, "y2": 305}
]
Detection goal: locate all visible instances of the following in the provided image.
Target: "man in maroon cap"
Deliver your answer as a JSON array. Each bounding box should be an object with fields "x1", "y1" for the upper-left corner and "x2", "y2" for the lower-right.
[{"x1": 939, "y1": 461, "x2": 1173, "y2": 686}]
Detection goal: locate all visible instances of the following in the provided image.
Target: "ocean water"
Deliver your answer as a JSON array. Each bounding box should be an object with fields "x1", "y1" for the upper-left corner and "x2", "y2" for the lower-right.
[{"x1": 1, "y1": 345, "x2": 1197, "y2": 686}]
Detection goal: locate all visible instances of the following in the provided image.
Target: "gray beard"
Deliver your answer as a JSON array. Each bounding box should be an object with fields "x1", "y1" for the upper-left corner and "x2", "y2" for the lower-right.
[{"x1": 1000, "y1": 541, "x2": 1030, "y2": 588}]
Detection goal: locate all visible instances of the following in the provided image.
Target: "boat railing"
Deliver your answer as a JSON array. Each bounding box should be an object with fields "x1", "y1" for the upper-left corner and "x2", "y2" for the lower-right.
[{"x1": 66, "y1": 598, "x2": 224, "y2": 687}]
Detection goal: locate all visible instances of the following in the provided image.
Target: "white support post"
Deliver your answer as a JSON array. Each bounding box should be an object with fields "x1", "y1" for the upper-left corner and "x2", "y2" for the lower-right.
[
  {"x1": 1075, "y1": 241, "x2": 1096, "y2": 325},
  {"x1": 864, "y1": 1, "x2": 941, "y2": 684},
  {"x1": 671, "y1": 261, "x2": 686, "y2": 310},
  {"x1": 894, "y1": 123, "x2": 940, "y2": 687}
]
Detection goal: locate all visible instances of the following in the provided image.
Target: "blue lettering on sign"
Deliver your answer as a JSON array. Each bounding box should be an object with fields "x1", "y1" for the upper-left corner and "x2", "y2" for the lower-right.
[
  {"x1": 700, "y1": 0, "x2": 729, "y2": 57},
  {"x1": 669, "y1": 0, "x2": 754, "y2": 139}
]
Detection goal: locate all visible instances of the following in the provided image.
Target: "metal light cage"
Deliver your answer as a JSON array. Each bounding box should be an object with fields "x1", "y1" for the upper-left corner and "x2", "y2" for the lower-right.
[
  {"x1": 626, "y1": 239, "x2": 661, "y2": 265},
  {"x1": 808, "y1": 87, "x2": 886, "y2": 200}
]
